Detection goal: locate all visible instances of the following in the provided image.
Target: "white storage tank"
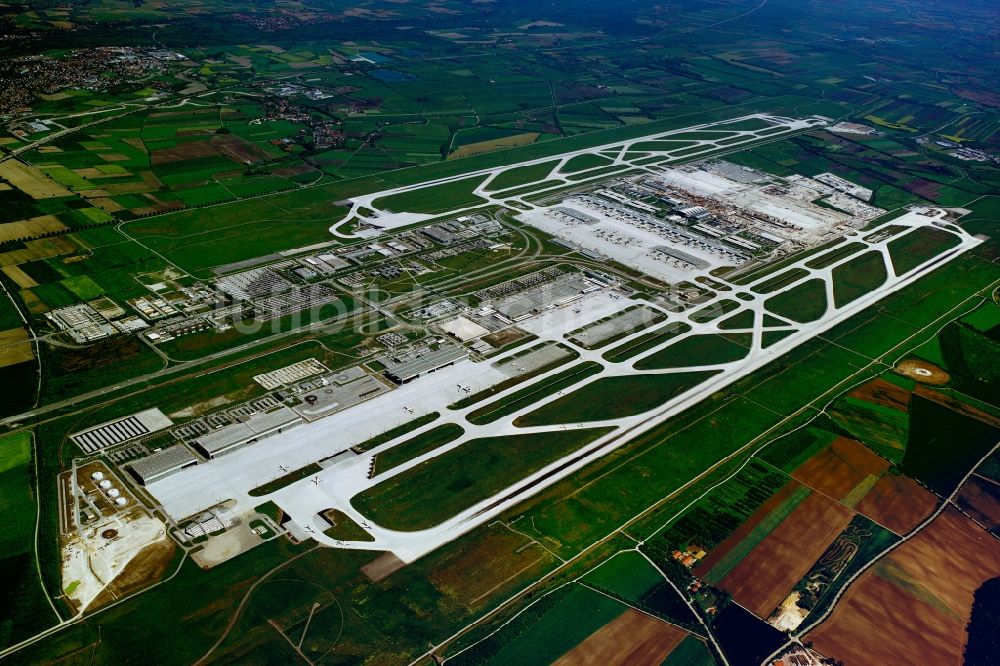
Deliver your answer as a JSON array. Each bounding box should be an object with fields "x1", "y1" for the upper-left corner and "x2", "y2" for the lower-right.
[
  {"x1": 99, "y1": 479, "x2": 112, "y2": 489},
  {"x1": 91, "y1": 471, "x2": 105, "y2": 481},
  {"x1": 107, "y1": 488, "x2": 121, "y2": 498},
  {"x1": 114, "y1": 497, "x2": 128, "y2": 507}
]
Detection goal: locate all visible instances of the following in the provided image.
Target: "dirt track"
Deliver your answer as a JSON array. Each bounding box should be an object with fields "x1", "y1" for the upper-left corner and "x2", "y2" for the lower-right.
[{"x1": 807, "y1": 507, "x2": 1000, "y2": 665}]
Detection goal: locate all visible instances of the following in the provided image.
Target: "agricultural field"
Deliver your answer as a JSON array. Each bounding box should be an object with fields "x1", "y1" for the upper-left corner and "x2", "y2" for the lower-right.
[
  {"x1": 0, "y1": 433, "x2": 50, "y2": 648},
  {"x1": 806, "y1": 508, "x2": 1000, "y2": 665}
]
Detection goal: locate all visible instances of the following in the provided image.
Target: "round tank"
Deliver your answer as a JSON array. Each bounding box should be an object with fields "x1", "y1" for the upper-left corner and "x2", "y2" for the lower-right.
[
  {"x1": 107, "y1": 488, "x2": 121, "y2": 498},
  {"x1": 99, "y1": 479, "x2": 112, "y2": 489},
  {"x1": 114, "y1": 497, "x2": 128, "y2": 506},
  {"x1": 91, "y1": 471, "x2": 105, "y2": 481}
]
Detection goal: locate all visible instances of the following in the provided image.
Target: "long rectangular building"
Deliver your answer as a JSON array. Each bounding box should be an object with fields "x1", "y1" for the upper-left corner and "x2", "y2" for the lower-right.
[
  {"x1": 71, "y1": 408, "x2": 174, "y2": 454},
  {"x1": 191, "y1": 406, "x2": 302, "y2": 459},
  {"x1": 129, "y1": 445, "x2": 199, "y2": 485},
  {"x1": 379, "y1": 344, "x2": 468, "y2": 384}
]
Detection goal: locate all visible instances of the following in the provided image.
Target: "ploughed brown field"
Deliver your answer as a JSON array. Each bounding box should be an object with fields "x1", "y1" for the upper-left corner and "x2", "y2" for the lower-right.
[
  {"x1": 791, "y1": 436, "x2": 889, "y2": 502},
  {"x1": 847, "y1": 378, "x2": 911, "y2": 412},
  {"x1": 913, "y1": 385, "x2": 1000, "y2": 427},
  {"x1": 697, "y1": 479, "x2": 803, "y2": 580},
  {"x1": 552, "y1": 608, "x2": 690, "y2": 666},
  {"x1": 807, "y1": 507, "x2": 1000, "y2": 665},
  {"x1": 957, "y1": 476, "x2": 1000, "y2": 531},
  {"x1": 718, "y1": 491, "x2": 853, "y2": 617},
  {"x1": 853, "y1": 473, "x2": 938, "y2": 535}
]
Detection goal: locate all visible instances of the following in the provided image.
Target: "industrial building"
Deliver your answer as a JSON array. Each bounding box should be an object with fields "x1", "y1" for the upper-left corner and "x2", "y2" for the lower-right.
[
  {"x1": 191, "y1": 406, "x2": 302, "y2": 459},
  {"x1": 71, "y1": 408, "x2": 174, "y2": 454},
  {"x1": 128, "y1": 445, "x2": 199, "y2": 485},
  {"x1": 47, "y1": 304, "x2": 118, "y2": 343},
  {"x1": 421, "y1": 225, "x2": 457, "y2": 245},
  {"x1": 379, "y1": 344, "x2": 468, "y2": 384}
]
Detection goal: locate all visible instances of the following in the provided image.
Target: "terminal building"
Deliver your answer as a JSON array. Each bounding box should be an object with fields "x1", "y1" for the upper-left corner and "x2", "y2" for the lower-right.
[
  {"x1": 191, "y1": 406, "x2": 302, "y2": 459},
  {"x1": 128, "y1": 445, "x2": 199, "y2": 485},
  {"x1": 378, "y1": 344, "x2": 468, "y2": 384}
]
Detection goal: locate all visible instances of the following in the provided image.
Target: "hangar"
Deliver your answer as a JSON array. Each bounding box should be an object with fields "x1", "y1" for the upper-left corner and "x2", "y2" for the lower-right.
[
  {"x1": 129, "y1": 445, "x2": 199, "y2": 485},
  {"x1": 191, "y1": 406, "x2": 302, "y2": 459}
]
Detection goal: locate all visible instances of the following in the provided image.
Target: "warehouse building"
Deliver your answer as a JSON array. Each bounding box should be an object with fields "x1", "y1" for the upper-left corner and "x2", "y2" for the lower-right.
[
  {"x1": 191, "y1": 406, "x2": 302, "y2": 459},
  {"x1": 71, "y1": 408, "x2": 174, "y2": 454},
  {"x1": 128, "y1": 445, "x2": 199, "y2": 485},
  {"x1": 421, "y1": 225, "x2": 458, "y2": 245}
]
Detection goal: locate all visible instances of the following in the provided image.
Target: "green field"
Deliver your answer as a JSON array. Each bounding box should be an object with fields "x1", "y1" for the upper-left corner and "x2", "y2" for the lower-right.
[
  {"x1": 832, "y1": 250, "x2": 888, "y2": 307},
  {"x1": 582, "y1": 550, "x2": 663, "y2": 601},
  {"x1": 887, "y1": 226, "x2": 962, "y2": 276},
  {"x1": 483, "y1": 160, "x2": 559, "y2": 191},
  {"x1": 750, "y1": 268, "x2": 810, "y2": 294},
  {"x1": 248, "y1": 463, "x2": 322, "y2": 497},
  {"x1": 634, "y1": 333, "x2": 751, "y2": 370},
  {"x1": 373, "y1": 176, "x2": 488, "y2": 215},
  {"x1": 352, "y1": 427, "x2": 615, "y2": 531},
  {"x1": 448, "y1": 584, "x2": 627, "y2": 666},
  {"x1": 371, "y1": 423, "x2": 464, "y2": 475},
  {"x1": 764, "y1": 278, "x2": 828, "y2": 323},
  {"x1": 515, "y1": 371, "x2": 719, "y2": 427},
  {"x1": 900, "y1": 395, "x2": 1000, "y2": 495},
  {"x1": 0, "y1": 432, "x2": 50, "y2": 649},
  {"x1": 602, "y1": 323, "x2": 693, "y2": 363}
]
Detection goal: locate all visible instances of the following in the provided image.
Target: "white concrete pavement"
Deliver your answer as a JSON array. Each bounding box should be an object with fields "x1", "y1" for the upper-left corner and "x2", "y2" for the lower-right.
[
  {"x1": 328, "y1": 113, "x2": 826, "y2": 238},
  {"x1": 254, "y1": 208, "x2": 981, "y2": 563}
]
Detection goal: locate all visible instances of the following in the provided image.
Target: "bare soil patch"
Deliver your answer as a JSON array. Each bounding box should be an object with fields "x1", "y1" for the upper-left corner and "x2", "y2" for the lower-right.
[
  {"x1": 0, "y1": 327, "x2": 34, "y2": 367},
  {"x1": 0, "y1": 160, "x2": 72, "y2": 198},
  {"x1": 430, "y1": 529, "x2": 552, "y2": 608},
  {"x1": 481, "y1": 328, "x2": 526, "y2": 348},
  {"x1": 362, "y1": 552, "x2": 406, "y2": 582},
  {"x1": 895, "y1": 358, "x2": 949, "y2": 385},
  {"x1": 150, "y1": 140, "x2": 219, "y2": 165},
  {"x1": 2, "y1": 265, "x2": 37, "y2": 288},
  {"x1": 0, "y1": 214, "x2": 67, "y2": 243},
  {"x1": 212, "y1": 134, "x2": 271, "y2": 164},
  {"x1": 273, "y1": 164, "x2": 317, "y2": 177},
  {"x1": 88, "y1": 539, "x2": 176, "y2": 610},
  {"x1": 552, "y1": 609, "x2": 689, "y2": 666},
  {"x1": 957, "y1": 476, "x2": 1000, "y2": 530}
]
